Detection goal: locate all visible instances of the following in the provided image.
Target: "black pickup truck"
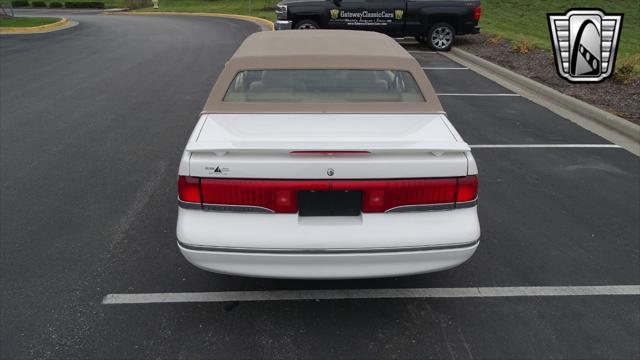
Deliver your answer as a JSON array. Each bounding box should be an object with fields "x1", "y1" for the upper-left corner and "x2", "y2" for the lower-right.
[{"x1": 275, "y1": 0, "x2": 481, "y2": 51}]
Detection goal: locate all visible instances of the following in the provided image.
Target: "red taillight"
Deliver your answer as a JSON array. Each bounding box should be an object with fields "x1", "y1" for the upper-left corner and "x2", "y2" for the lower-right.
[
  {"x1": 289, "y1": 151, "x2": 371, "y2": 156},
  {"x1": 200, "y1": 179, "x2": 328, "y2": 213},
  {"x1": 456, "y1": 175, "x2": 478, "y2": 202},
  {"x1": 178, "y1": 176, "x2": 201, "y2": 203},
  {"x1": 473, "y1": 6, "x2": 481, "y2": 21},
  {"x1": 179, "y1": 176, "x2": 477, "y2": 213},
  {"x1": 332, "y1": 178, "x2": 458, "y2": 213}
]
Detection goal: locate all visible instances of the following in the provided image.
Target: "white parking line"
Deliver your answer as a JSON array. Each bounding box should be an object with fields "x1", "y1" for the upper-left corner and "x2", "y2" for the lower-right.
[
  {"x1": 409, "y1": 50, "x2": 439, "y2": 54},
  {"x1": 102, "y1": 285, "x2": 640, "y2": 305},
  {"x1": 422, "y1": 67, "x2": 469, "y2": 70},
  {"x1": 437, "y1": 93, "x2": 521, "y2": 96},
  {"x1": 471, "y1": 144, "x2": 622, "y2": 149}
]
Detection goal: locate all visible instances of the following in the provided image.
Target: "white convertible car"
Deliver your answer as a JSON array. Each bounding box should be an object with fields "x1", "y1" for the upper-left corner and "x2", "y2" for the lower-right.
[{"x1": 177, "y1": 30, "x2": 479, "y2": 279}]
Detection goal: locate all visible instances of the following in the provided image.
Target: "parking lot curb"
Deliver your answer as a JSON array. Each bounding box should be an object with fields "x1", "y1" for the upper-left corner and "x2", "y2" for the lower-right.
[
  {"x1": 445, "y1": 48, "x2": 640, "y2": 155},
  {"x1": 0, "y1": 17, "x2": 70, "y2": 34},
  {"x1": 107, "y1": 11, "x2": 274, "y2": 31},
  {"x1": 104, "y1": 8, "x2": 129, "y2": 13}
]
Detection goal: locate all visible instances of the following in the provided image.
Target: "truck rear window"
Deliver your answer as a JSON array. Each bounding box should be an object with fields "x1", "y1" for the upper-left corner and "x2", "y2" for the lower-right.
[{"x1": 224, "y1": 70, "x2": 425, "y2": 102}]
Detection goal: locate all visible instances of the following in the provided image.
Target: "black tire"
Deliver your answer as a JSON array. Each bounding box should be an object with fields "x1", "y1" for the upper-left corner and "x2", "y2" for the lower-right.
[
  {"x1": 426, "y1": 22, "x2": 455, "y2": 51},
  {"x1": 295, "y1": 20, "x2": 319, "y2": 30}
]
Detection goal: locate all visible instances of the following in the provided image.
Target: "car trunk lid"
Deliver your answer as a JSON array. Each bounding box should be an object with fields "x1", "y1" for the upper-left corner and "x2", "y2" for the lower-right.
[{"x1": 187, "y1": 113, "x2": 470, "y2": 179}]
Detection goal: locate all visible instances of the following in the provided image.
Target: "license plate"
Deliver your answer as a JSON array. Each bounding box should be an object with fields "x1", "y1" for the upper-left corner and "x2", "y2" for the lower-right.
[{"x1": 298, "y1": 190, "x2": 362, "y2": 217}]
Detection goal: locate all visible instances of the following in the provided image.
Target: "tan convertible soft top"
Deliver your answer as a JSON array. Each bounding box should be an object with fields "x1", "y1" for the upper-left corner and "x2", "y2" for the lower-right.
[{"x1": 203, "y1": 30, "x2": 443, "y2": 114}]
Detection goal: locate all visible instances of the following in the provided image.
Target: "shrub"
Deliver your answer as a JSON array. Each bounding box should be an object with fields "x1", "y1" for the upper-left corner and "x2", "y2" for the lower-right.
[
  {"x1": 31, "y1": 0, "x2": 46, "y2": 6},
  {"x1": 485, "y1": 35, "x2": 503, "y2": 45},
  {"x1": 11, "y1": 0, "x2": 30, "y2": 6},
  {"x1": 49, "y1": 1, "x2": 62, "y2": 6},
  {"x1": 511, "y1": 38, "x2": 533, "y2": 54},
  {"x1": 613, "y1": 57, "x2": 637, "y2": 84},
  {"x1": 64, "y1": 1, "x2": 104, "y2": 8}
]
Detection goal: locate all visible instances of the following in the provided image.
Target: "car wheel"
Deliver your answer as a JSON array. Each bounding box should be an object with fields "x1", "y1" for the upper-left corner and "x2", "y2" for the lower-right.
[
  {"x1": 414, "y1": 34, "x2": 427, "y2": 44},
  {"x1": 295, "y1": 20, "x2": 319, "y2": 30},
  {"x1": 427, "y1": 23, "x2": 455, "y2": 51}
]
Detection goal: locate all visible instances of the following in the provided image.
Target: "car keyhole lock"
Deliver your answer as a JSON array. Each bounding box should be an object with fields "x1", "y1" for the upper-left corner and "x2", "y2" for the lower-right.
[{"x1": 327, "y1": 168, "x2": 335, "y2": 176}]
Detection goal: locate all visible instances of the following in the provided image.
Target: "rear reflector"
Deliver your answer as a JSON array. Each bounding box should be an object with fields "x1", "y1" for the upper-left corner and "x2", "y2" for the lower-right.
[
  {"x1": 473, "y1": 6, "x2": 482, "y2": 21},
  {"x1": 178, "y1": 176, "x2": 478, "y2": 213}
]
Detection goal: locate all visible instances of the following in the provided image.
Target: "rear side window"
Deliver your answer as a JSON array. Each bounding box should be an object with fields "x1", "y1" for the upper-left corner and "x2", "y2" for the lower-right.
[{"x1": 224, "y1": 69, "x2": 425, "y2": 102}]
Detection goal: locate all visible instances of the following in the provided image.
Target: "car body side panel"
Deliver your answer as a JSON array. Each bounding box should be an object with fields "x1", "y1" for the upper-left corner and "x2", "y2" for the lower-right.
[
  {"x1": 282, "y1": 0, "x2": 480, "y2": 36},
  {"x1": 407, "y1": 1, "x2": 480, "y2": 34}
]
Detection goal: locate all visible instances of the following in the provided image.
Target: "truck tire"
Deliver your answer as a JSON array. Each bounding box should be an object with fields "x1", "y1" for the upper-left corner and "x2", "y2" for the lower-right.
[
  {"x1": 426, "y1": 22, "x2": 455, "y2": 51},
  {"x1": 295, "y1": 20, "x2": 319, "y2": 30}
]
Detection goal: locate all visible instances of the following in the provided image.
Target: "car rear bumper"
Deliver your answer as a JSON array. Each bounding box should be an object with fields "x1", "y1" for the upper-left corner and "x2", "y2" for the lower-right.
[
  {"x1": 274, "y1": 20, "x2": 292, "y2": 30},
  {"x1": 176, "y1": 206, "x2": 480, "y2": 278},
  {"x1": 178, "y1": 241, "x2": 479, "y2": 279}
]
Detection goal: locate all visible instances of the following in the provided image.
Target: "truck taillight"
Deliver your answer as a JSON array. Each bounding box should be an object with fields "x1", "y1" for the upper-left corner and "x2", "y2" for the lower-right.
[
  {"x1": 178, "y1": 176, "x2": 478, "y2": 213},
  {"x1": 473, "y1": 6, "x2": 481, "y2": 21}
]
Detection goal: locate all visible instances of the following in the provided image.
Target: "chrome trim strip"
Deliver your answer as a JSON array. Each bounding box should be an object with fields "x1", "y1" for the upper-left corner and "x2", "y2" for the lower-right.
[
  {"x1": 177, "y1": 239, "x2": 480, "y2": 254},
  {"x1": 455, "y1": 198, "x2": 478, "y2": 209},
  {"x1": 385, "y1": 198, "x2": 478, "y2": 213},
  {"x1": 385, "y1": 203, "x2": 454, "y2": 213},
  {"x1": 202, "y1": 203, "x2": 275, "y2": 214},
  {"x1": 178, "y1": 199, "x2": 201, "y2": 209},
  {"x1": 178, "y1": 199, "x2": 275, "y2": 213},
  {"x1": 274, "y1": 20, "x2": 292, "y2": 30}
]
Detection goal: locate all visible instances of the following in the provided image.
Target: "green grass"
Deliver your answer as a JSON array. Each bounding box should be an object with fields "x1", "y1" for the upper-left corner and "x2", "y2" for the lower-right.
[
  {"x1": 479, "y1": 0, "x2": 639, "y2": 73},
  {"x1": 105, "y1": 0, "x2": 277, "y2": 20},
  {"x1": 0, "y1": 17, "x2": 60, "y2": 27},
  {"x1": 140, "y1": 0, "x2": 276, "y2": 21}
]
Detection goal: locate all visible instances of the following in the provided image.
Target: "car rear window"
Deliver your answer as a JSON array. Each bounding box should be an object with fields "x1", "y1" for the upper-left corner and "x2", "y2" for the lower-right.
[{"x1": 223, "y1": 69, "x2": 425, "y2": 102}]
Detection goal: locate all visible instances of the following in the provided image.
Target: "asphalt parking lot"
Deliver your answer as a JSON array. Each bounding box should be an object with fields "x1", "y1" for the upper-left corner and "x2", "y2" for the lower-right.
[{"x1": 1, "y1": 11, "x2": 638, "y2": 359}]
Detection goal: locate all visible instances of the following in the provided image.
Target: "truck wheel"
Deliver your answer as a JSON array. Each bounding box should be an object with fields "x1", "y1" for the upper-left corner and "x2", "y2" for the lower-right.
[
  {"x1": 426, "y1": 23, "x2": 455, "y2": 51},
  {"x1": 295, "y1": 20, "x2": 319, "y2": 30}
]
